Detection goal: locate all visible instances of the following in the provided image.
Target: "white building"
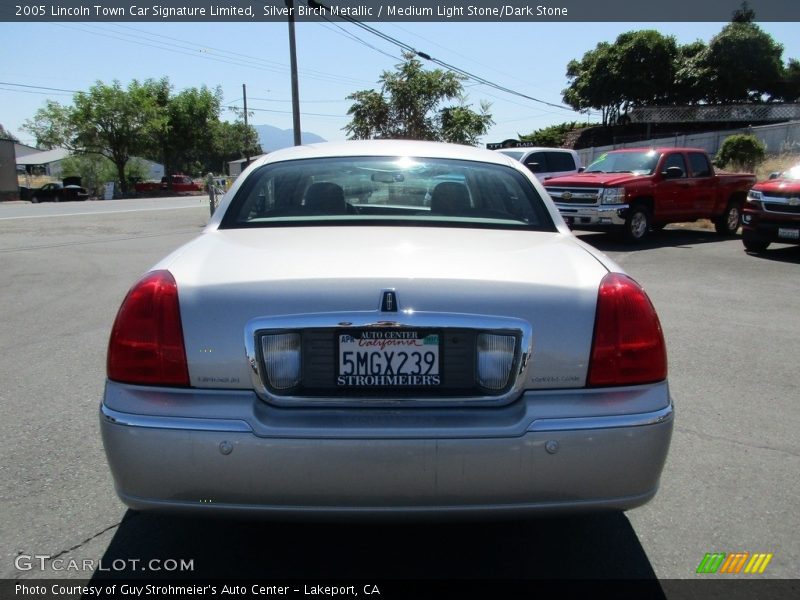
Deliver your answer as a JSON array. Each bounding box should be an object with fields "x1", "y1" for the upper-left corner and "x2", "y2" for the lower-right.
[{"x1": 16, "y1": 149, "x2": 164, "y2": 180}]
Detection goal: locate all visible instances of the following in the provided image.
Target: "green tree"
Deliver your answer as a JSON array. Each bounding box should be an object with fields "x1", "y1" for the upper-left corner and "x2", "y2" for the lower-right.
[
  {"x1": 671, "y1": 40, "x2": 711, "y2": 104},
  {"x1": 701, "y1": 22, "x2": 785, "y2": 102},
  {"x1": 23, "y1": 80, "x2": 165, "y2": 194},
  {"x1": 716, "y1": 134, "x2": 766, "y2": 172},
  {"x1": 213, "y1": 117, "x2": 262, "y2": 171},
  {"x1": 58, "y1": 154, "x2": 150, "y2": 197},
  {"x1": 776, "y1": 58, "x2": 800, "y2": 102},
  {"x1": 163, "y1": 84, "x2": 225, "y2": 175},
  {"x1": 563, "y1": 42, "x2": 619, "y2": 125},
  {"x1": 345, "y1": 53, "x2": 493, "y2": 145},
  {"x1": 519, "y1": 121, "x2": 596, "y2": 147},
  {"x1": 562, "y1": 31, "x2": 677, "y2": 124},
  {"x1": 0, "y1": 123, "x2": 19, "y2": 141},
  {"x1": 732, "y1": 1, "x2": 756, "y2": 23}
]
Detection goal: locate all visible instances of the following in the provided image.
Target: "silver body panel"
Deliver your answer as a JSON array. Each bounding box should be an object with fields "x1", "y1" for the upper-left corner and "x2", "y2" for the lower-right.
[
  {"x1": 101, "y1": 140, "x2": 672, "y2": 516},
  {"x1": 101, "y1": 381, "x2": 673, "y2": 515},
  {"x1": 155, "y1": 227, "x2": 608, "y2": 393}
]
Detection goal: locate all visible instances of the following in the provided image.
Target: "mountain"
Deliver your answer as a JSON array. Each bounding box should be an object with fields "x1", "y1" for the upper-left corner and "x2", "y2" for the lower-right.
[{"x1": 253, "y1": 124, "x2": 326, "y2": 152}]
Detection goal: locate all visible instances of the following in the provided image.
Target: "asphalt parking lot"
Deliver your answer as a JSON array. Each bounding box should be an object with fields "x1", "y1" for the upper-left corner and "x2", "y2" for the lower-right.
[{"x1": 0, "y1": 197, "x2": 797, "y2": 594}]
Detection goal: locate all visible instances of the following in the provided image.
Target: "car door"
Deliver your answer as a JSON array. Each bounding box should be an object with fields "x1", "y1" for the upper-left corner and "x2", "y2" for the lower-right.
[
  {"x1": 658, "y1": 152, "x2": 692, "y2": 219},
  {"x1": 687, "y1": 152, "x2": 716, "y2": 215}
]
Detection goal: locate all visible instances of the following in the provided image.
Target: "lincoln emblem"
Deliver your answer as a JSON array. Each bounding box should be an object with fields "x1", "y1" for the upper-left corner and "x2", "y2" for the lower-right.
[{"x1": 381, "y1": 290, "x2": 398, "y2": 312}]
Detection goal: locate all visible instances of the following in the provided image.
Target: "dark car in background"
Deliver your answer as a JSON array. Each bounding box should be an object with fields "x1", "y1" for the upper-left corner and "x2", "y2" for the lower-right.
[{"x1": 30, "y1": 182, "x2": 89, "y2": 203}]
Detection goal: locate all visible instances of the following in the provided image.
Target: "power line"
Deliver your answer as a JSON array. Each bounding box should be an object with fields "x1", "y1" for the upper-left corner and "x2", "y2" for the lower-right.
[
  {"x1": 0, "y1": 81, "x2": 80, "y2": 94},
  {"x1": 315, "y1": 19, "x2": 404, "y2": 63},
  {"x1": 308, "y1": 1, "x2": 574, "y2": 112},
  {"x1": 106, "y1": 22, "x2": 374, "y2": 87},
  {"x1": 52, "y1": 23, "x2": 373, "y2": 89},
  {"x1": 227, "y1": 104, "x2": 347, "y2": 119}
]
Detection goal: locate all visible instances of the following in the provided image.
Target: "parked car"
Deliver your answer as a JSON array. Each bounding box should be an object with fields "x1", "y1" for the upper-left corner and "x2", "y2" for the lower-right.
[
  {"x1": 134, "y1": 174, "x2": 202, "y2": 194},
  {"x1": 742, "y1": 163, "x2": 800, "y2": 252},
  {"x1": 30, "y1": 182, "x2": 89, "y2": 203},
  {"x1": 543, "y1": 147, "x2": 756, "y2": 242},
  {"x1": 101, "y1": 140, "x2": 673, "y2": 517},
  {"x1": 494, "y1": 146, "x2": 582, "y2": 181}
]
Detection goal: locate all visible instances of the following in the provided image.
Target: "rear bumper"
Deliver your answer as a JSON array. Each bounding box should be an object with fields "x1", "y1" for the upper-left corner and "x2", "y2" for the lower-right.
[
  {"x1": 555, "y1": 203, "x2": 628, "y2": 228},
  {"x1": 100, "y1": 381, "x2": 673, "y2": 517}
]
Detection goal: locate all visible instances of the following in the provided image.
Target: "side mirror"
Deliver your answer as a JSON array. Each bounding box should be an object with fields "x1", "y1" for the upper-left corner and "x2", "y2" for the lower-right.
[
  {"x1": 664, "y1": 166, "x2": 684, "y2": 179},
  {"x1": 768, "y1": 172, "x2": 781, "y2": 180},
  {"x1": 578, "y1": 167, "x2": 585, "y2": 172}
]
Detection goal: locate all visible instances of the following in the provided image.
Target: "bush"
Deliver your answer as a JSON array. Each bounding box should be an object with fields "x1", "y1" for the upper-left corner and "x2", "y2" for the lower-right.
[{"x1": 716, "y1": 134, "x2": 766, "y2": 172}]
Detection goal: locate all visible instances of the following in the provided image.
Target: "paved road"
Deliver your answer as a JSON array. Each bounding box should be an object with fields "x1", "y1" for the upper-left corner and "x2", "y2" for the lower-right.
[{"x1": 1, "y1": 199, "x2": 797, "y2": 589}]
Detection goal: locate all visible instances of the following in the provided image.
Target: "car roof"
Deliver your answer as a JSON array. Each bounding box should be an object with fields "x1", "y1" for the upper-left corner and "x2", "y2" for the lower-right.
[{"x1": 251, "y1": 140, "x2": 518, "y2": 168}]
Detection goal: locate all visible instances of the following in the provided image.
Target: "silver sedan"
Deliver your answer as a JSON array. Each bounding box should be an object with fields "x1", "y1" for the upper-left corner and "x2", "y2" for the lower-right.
[{"x1": 101, "y1": 140, "x2": 673, "y2": 517}]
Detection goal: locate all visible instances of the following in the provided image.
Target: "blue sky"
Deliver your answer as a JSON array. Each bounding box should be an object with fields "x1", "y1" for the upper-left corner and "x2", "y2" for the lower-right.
[{"x1": 2, "y1": 20, "x2": 799, "y2": 148}]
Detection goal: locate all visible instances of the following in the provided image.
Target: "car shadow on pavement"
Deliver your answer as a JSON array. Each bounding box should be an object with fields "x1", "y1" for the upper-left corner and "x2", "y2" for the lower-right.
[
  {"x1": 743, "y1": 244, "x2": 800, "y2": 264},
  {"x1": 90, "y1": 509, "x2": 663, "y2": 585},
  {"x1": 574, "y1": 227, "x2": 734, "y2": 251}
]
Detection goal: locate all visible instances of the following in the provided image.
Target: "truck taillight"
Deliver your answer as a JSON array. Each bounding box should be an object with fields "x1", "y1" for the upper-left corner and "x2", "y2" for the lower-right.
[
  {"x1": 588, "y1": 273, "x2": 667, "y2": 387},
  {"x1": 107, "y1": 270, "x2": 190, "y2": 387}
]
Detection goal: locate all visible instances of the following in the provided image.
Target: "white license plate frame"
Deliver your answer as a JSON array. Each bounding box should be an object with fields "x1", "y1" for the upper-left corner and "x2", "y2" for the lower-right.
[{"x1": 337, "y1": 330, "x2": 441, "y2": 387}]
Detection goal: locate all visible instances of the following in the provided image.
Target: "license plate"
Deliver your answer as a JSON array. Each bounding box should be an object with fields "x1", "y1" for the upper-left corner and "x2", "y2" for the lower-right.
[
  {"x1": 778, "y1": 228, "x2": 799, "y2": 240},
  {"x1": 338, "y1": 330, "x2": 440, "y2": 386}
]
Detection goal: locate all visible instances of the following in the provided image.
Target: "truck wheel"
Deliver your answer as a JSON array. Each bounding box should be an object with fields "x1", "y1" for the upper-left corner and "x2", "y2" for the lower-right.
[
  {"x1": 31, "y1": 195, "x2": 39, "y2": 204},
  {"x1": 714, "y1": 202, "x2": 741, "y2": 236},
  {"x1": 624, "y1": 205, "x2": 651, "y2": 243}
]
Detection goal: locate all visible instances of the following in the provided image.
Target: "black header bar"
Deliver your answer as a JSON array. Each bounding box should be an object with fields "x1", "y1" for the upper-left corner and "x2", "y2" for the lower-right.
[{"x1": 3, "y1": 0, "x2": 800, "y2": 23}]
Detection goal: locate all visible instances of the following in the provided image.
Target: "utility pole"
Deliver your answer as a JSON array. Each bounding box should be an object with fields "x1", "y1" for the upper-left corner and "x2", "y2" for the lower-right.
[
  {"x1": 286, "y1": 0, "x2": 302, "y2": 146},
  {"x1": 242, "y1": 83, "x2": 250, "y2": 165}
]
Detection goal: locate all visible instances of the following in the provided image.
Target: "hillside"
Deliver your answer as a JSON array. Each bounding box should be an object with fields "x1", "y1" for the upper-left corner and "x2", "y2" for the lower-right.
[{"x1": 254, "y1": 124, "x2": 326, "y2": 152}]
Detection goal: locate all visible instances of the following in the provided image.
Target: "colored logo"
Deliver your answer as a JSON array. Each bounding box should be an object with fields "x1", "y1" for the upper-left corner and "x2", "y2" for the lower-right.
[{"x1": 696, "y1": 552, "x2": 773, "y2": 574}]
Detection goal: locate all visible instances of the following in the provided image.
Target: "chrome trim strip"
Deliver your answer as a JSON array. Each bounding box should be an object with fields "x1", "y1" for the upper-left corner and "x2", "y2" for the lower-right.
[
  {"x1": 527, "y1": 403, "x2": 673, "y2": 432},
  {"x1": 101, "y1": 404, "x2": 253, "y2": 433},
  {"x1": 761, "y1": 196, "x2": 800, "y2": 215},
  {"x1": 554, "y1": 203, "x2": 629, "y2": 213},
  {"x1": 244, "y1": 311, "x2": 534, "y2": 407}
]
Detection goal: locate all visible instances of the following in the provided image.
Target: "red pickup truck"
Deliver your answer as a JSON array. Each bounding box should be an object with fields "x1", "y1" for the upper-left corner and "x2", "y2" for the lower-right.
[
  {"x1": 742, "y1": 163, "x2": 800, "y2": 252},
  {"x1": 134, "y1": 174, "x2": 202, "y2": 195},
  {"x1": 543, "y1": 148, "x2": 756, "y2": 242}
]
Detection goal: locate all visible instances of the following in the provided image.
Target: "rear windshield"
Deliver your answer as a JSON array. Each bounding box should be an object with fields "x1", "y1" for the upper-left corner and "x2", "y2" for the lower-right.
[{"x1": 221, "y1": 156, "x2": 555, "y2": 231}]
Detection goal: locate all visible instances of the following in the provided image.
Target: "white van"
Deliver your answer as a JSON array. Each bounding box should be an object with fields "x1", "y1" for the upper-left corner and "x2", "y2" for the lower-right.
[{"x1": 494, "y1": 146, "x2": 582, "y2": 181}]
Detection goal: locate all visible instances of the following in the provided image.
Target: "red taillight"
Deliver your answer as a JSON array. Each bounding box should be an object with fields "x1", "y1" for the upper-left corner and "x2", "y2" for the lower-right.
[
  {"x1": 588, "y1": 273, "x2": 667, "y2": 387},
  {"x1": 107, "y1": 270, "x2": 190, "y2": 387}
]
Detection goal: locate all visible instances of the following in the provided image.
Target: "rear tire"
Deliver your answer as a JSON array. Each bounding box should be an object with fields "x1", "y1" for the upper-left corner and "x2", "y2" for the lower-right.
[
  {"x1": 623, "y1": 205, "x2": 651, "y2": 243},
  {"x1": 31, "y1": 195, "x2": 39, "y2": 204},
  {"x1": 715, "y1": 202, "x2": 741, "y2": 236}
]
